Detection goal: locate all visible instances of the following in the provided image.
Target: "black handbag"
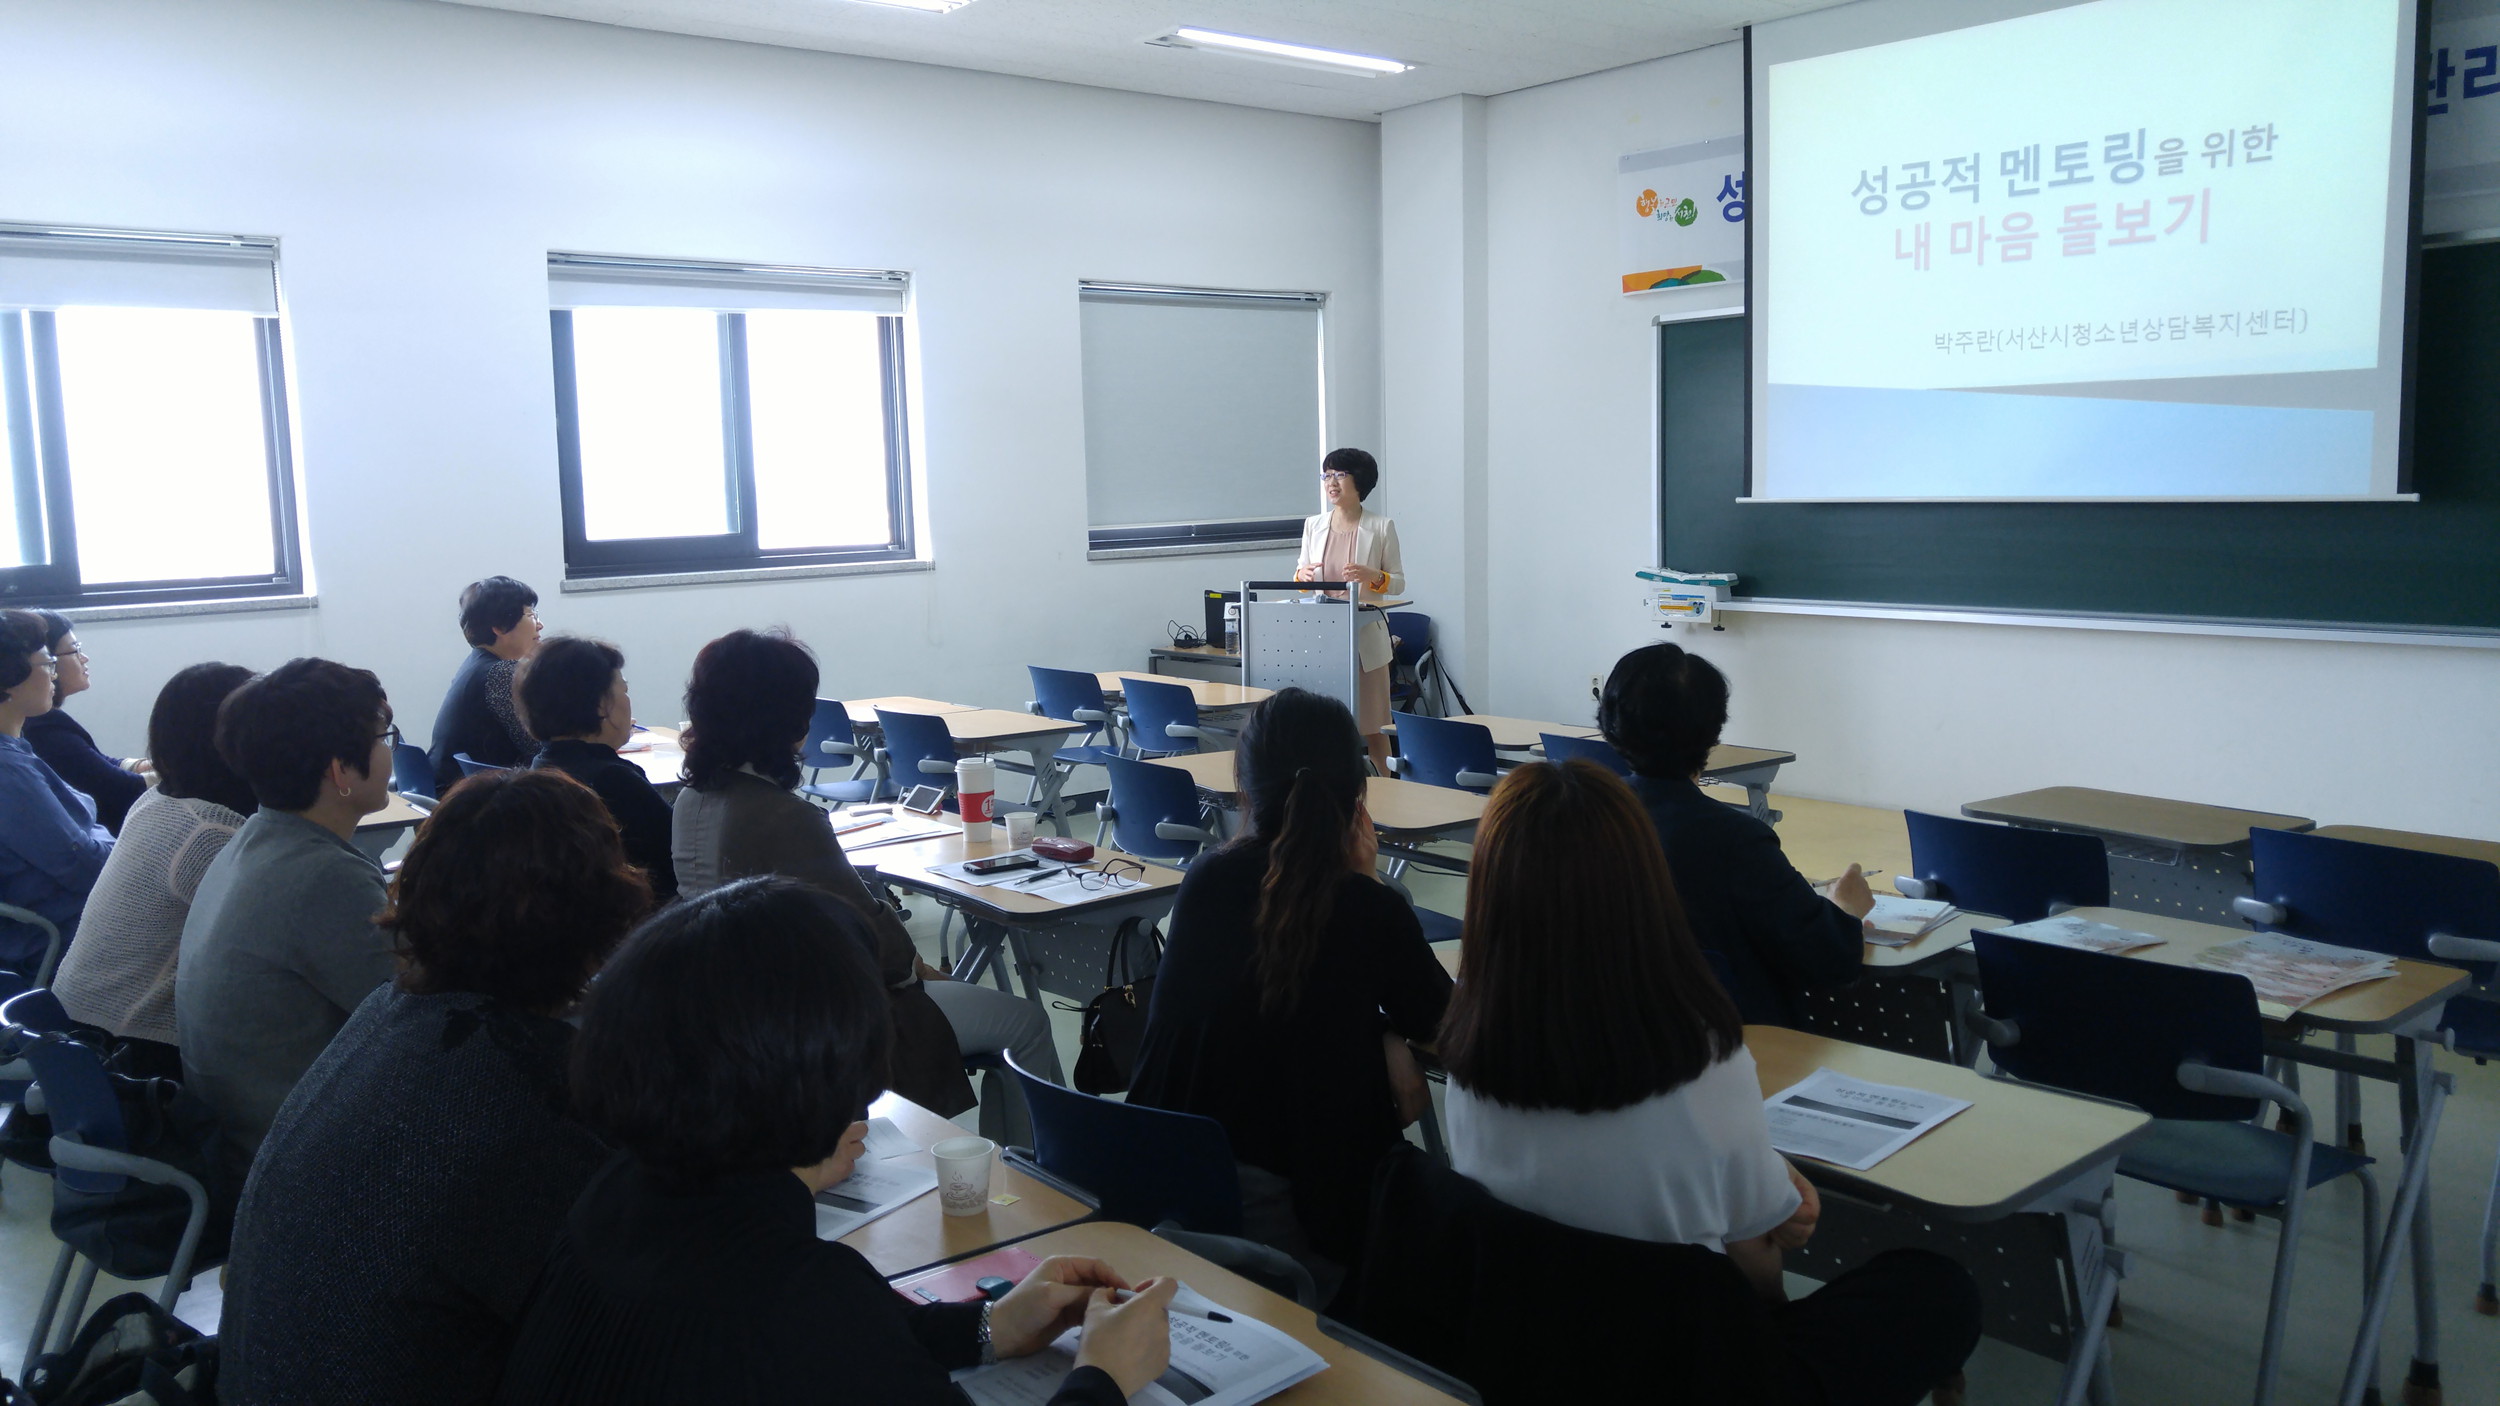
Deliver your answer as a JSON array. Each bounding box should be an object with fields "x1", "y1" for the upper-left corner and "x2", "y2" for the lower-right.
[
  {"x1": 1071, "y1": 917, "x2": 1163, "y2": 1095},
  {"x1": 23, "y1": 1291, "x2": 215, "y2": 1406}
]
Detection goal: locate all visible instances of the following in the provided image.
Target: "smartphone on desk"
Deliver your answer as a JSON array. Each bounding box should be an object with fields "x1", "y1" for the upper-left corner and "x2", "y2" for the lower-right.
[{"x1": 963, "y1": 852, "x2": 1040, "y2": 876}]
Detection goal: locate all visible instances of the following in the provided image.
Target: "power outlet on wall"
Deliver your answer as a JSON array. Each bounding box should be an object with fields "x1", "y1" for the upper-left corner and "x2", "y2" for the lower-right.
[{"x1": 1589, "y1": 674, "x2": 1602, "y2": 701}]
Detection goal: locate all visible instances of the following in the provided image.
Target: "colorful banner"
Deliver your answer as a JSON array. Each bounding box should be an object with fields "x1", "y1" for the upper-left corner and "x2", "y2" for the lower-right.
[{"x1": 1619, "y1": 136, "x2": 1746, "y2": 293}]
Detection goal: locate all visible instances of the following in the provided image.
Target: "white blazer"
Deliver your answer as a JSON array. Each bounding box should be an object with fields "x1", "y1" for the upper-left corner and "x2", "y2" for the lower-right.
[{"x1": 1296, "y1": 510, "x2": 1406, "y2": 672}]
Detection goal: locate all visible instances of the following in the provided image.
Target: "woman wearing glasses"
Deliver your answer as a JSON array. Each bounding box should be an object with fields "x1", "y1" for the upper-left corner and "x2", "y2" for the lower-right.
[
  {"x1": 426, "y1": 575, "x2": 544, "y2": 793},
  {"x1": 1292, "y1": 448, "x2": 1404, "y2": 773},
  {"x1": 22, "y1": 609, "x2": 149, "y2": 834},
  {"x1": 0, "y1": 609, "x2": 113, "y2": 981}
]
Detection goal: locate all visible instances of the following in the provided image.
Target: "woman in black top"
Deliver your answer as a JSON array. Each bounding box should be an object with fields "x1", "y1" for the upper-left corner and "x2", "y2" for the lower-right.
[
  {"x1": 1126, "y1": 688, "x2": 1452, "y2": 1281},
  {"x1": 222, "y1": 767, "x2": 654, "y2": 1406},
  {"x1": 495, "y1": 877, "x2": 1177, "y2": 1406},
  {"x1": 21, "y1": 609, "x2": 147, "y2": 833},
  {"x1": 519, "y1": 635, "x2": 677, "y2": 898},
  {"x1": 426, "y1": 575, "x2": 542, "y2": 792}
]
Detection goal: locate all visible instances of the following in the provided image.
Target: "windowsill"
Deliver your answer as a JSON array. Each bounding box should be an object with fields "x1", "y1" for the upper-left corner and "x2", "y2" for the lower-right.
[
  {"x1": 1086, "y1": 539, "x2": 1298, "y2": 563},
  {"x1": 560, "y1": 558, "x2": 934, "y2": 593},
  {"x1": 62, "y1": 593, "x2": 317, "y2": 623}
]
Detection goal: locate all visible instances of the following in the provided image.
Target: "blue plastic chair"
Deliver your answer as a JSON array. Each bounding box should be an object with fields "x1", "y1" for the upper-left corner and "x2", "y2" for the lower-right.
[
  {"x1": 1386, "y1": 612, "x2": 1434, "y2": 713},
  {"x1": 3, "y1": 989, "x2": 226, "y2": 1377},
  {"x1": 1118, "y1": 677, "x2": 1208, "y2": 759},
  {"x1": 1970, "y1": 933, "x2": 2378, "y2": 1406},
  {"x1": 1392, "y1": 713, "x2": 1499, "y2": 793},
  {"x1": 873, "y1": 710, "x2": 964, "y2": 801},
  {"x1": 1026, "y1": 668, "x2": 1127, "y2": 826},
  {"x1": 452, "y1": 752, "x2": 506, "y2": 779},
  {"x1": 799, "y1": 699, "x2": 888, "y2": 807},
  {"x1": 1540, "y1": 732, "x2": 1630, "y2": 776},
  {"x1": 390, "y1": 742, "x2": 437, "y2": 804},
  {"x1": 0, "y1": 904, "x2": 65, "y2": 995},
  {"x1": 1098, "y1": 757, "x2": 1218, "y2": 866},
  {"x1": 1897, "y1": 811, "x2": 2110, "y2": 922}
]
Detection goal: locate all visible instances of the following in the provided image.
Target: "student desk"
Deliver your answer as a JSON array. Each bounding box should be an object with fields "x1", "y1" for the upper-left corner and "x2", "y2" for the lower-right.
[
  {"x1": 840, "y1": 1091, "x2": 1097, "y2": 1279},
  {"x1": 1496, "y1": 722, "x2": 1794, "y2": 823},
  {"x1": 1094, "y1": 671, "x2": 1272, "y2": 712},
  {"x1": 847, "y1": 695, "x2": 982, "y2": 717},
  {"x1": 1147, "y1": 643, "x2": 1243, "y2": 684},
  {"x1": 1389, "y1": 713, "x2": 1592, "y2": 750},
  {"x1": 879, "y1": 709, "x2": 1088, "y2": 826},
  {"x1": 2311, "y1": 823, "x2": 2500, "y2": 872},
  {"x1": 354, "y1": 794, "x2": 431, "y2": 858},
  {"x1": 1747, "y1": 1025, "x2": 2148, "y2": 1399},
  {"x1": 615, "y1": 726, "x2": 683, "y2": 791},
  {"x1": 1144, "y1": 753, "x2": 1487, "y2": 867},
  {"x1": 1962, "y1": 785, "x2": 2313, "y2": 924},
  {"x1": 853, "y1": 812, "x2": 1182, "y2": 1071},
  {"x1": 1007, "y1": 1222, "x2": 1471, "y2": 1405}
]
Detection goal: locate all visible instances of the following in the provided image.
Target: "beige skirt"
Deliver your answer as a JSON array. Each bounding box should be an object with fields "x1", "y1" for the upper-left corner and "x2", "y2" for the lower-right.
[{"x1": 1358, "y1": 661, "x2": 1391, "y2": 735}]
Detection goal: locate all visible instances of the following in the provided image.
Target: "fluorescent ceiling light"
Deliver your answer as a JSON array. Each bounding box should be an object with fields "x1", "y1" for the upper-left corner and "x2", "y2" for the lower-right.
[
  {"x1": 1163, "y1": 26, "x2": 1410, "y2": 75},
  {"x1": 846, "y1": 0, "x2": 974, "y2": 12}
]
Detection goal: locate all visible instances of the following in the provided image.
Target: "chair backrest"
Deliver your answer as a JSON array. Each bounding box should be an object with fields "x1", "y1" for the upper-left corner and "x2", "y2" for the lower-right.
[
  {"x1": 1393, "y1": 713, "x2": 1499, "y2": 793},
  {"x1": 1028, "y1": 667, "x2": 1112, "y2": 746},
  {"x1": 1, "y1": 990, "x2": 127, "y2": 1194},
  {"x1": 1102, "y1": 756, "x2": 1209, "y2": 864},
  {"x1": 1352, "y1": 1144, "x2": 1774, "y2": 1405},
  {"x1": 390, "y1": 742, "x2": 436, "y2": 800},
  {"x1": 1118, "y1": 678, "x2": 1202, "y2": 756},
  {"x1": 801, "y1": 699, "x2": 857, "y2": 771},
  {"x1": 452, "y1": 752, "x2": 506, "y2": 779},
  {"x1": 1971, "y1": 932, "x2": 2262, "y2": 1122},
  {"x1": 873, "y1": 710, "x2": 960, "y2": 788},
  {"x1": 1006, "y1": 1056, "x2": 1242, "y2": 1234},
  {"x1": 1385, "y1": 612, "x2": 1432, "y2": 666},
  {"x1": 1903, "y1": 811, "x2": 2109, "y2": 923},
  {"x1": 2248, "y1": 828, "x2": 2500, "y2": 982},
  {"x1": 1539, "y1": 733, "x2": 1629, "y2": 776}
]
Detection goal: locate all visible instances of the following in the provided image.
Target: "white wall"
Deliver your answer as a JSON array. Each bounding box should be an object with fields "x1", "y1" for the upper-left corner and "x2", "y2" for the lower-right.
[
  {"x1": 3, "y1": 0, "x2": 1377, "y2": 753},
  {"x1": 1385, "y1": 44, "x2": 2500, "y2": 840}
]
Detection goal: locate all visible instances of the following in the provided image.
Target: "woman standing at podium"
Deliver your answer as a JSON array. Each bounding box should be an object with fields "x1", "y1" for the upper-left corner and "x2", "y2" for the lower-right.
[{"x1": 1294, "y1": 448, "x2": 1405, "y2": 773}]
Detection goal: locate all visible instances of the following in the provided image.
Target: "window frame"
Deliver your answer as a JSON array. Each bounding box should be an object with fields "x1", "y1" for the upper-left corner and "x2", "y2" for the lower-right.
[
  {"x1": 0, "y1": 305, "x2": 304, "y2": 611},
  {"x1": 549, "y1": 273, "x2": 919, "y2": 583}
]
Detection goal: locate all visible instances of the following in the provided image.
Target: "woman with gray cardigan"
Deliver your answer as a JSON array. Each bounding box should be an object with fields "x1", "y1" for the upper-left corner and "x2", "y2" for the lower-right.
[{"x1": 671, "y1": 630, "x2": 1053, "y2": 1140}]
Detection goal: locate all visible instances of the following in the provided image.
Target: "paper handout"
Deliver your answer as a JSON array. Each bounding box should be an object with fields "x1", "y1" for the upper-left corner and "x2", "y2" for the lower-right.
[{"x1": 1763, "y1": 1068, "x2": 1972, "y2": 1172}]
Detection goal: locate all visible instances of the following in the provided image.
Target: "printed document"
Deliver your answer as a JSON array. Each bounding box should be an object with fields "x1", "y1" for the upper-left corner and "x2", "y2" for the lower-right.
[
  {"x1": 813, "y1": 1146, "x2": 938, "y2": 1242},
  {"x1": 1862, "y1": 896, "x2": 1959, "y2": 945},
  {"x1": 1982, "y1": 914, "x2": 2166, "y2": 955},
  {"x1": 1764, "y1": 1068, "x2": 1972, "y2": 1172},
  {"x1": 954, "y1": 1284, "x2": 1324, "y2": 1406},
  {"x1": 2194, "y1": 933, "x2": 2396, "y2": 1018}
]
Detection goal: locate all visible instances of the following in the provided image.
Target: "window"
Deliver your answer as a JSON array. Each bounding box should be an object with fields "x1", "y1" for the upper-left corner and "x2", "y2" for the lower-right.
[
  {"x1": 548, "y1": 254, "x2": 916, "y2": 580},
  {"x1": 1078, "y1": 282, "x2": 1326, "y2": 558},
  {"x1": 0, "y1": 227, "x2": 300, "y2": 608}
]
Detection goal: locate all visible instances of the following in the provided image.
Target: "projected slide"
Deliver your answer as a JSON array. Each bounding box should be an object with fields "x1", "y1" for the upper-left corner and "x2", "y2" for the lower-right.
[{"x1": 1751, "y1": 0, "x2": 2414, "y2": 500}]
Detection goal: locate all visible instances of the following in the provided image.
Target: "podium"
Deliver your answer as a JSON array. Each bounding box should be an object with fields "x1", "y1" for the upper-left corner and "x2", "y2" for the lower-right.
[{"x1": 1237, "y1": 579, "x2": 1381, "y2": 717}]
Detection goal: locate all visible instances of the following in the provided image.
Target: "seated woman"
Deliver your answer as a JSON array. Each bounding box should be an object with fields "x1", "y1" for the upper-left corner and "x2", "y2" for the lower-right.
[
  {"x1": 53, "y1": 663, "x2": 259, "y2": 1080},
  {"x1": 1126, "y1": 687, "x2": 1451, "y2": 1291},
  {"x1": 21, "y1": 610, "x2": 148, "y2": 834},
  {"x1": 176, "y1": 657, "x2": 400, "y2": 1184},
  {"x1": 671, "y1": 629, "x2": 1050, "y2": 1138},
  {"x1": 220, "y1": 768, "x2": 651, "y2": 1406},
  {"x1": 426, "y1": 575, "x2": 542, "y2": 793},
  {"x1": 1441, "y1": 759, "x2": 1979, "y2": 1406},
  {"x1": 0, "y1": 609, "x2": 112, "y2": 979},
  {"x1": 495, "y1": 877, "x2": 1176, "y2": 1406},
  {"x1": 1598, "y1": 643, "x2": 1869, "y2": 1025},
  {"x1": 520, "y1": 635, "x2": 677, "y2": 899}
]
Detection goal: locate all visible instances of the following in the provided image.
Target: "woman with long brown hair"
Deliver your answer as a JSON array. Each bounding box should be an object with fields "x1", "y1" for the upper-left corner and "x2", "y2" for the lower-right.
[
  {"x1": 1441, "y1": 759, "x2": 1979, "y2": 1406},
  {"x1": 1126, "y1": 687, "x2": 1449, "y2": 1291}
]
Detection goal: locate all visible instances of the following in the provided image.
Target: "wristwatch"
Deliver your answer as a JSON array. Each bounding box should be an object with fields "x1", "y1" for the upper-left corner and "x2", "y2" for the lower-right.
[{"x1": 976, "y1": 1299, "x2": 999, "y2": 1367}]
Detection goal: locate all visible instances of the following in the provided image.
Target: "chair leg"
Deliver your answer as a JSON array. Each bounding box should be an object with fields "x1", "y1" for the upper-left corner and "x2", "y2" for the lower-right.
[
  {"x1": 2478, "y1": 1132, "x2": 2500, "y2": 1316},
  {"x1": 50, "y1": 1257, "x2": 98, "y2": 1359},
  {"x1": 22, "y1": 1242, "x2": 73, "y2": 1380},
  {"x1": 2338, "y1": 1033, "x2": 2365, "y2": 1152},
  {"x1": 2251, "y1": 1153, "x2": 2318, "y2": 1406}
]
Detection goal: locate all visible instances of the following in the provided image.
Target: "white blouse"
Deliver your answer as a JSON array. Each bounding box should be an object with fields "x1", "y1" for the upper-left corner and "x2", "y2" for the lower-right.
[
  {"x1": 53, "y1": 789, "x2": 244, "y2": 1047},
  {"x1": 1445, "y1": 1047, "x2": 1801, "y2": 1254},
  {"x1": 1294, "y1": 511, "x2": 1406, "y2": 672}
]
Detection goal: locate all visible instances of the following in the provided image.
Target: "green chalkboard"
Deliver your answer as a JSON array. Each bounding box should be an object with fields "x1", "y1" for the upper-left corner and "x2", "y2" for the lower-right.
[{"x1": 1657, "y1": 241, "x2": 2500, "y2": 634}]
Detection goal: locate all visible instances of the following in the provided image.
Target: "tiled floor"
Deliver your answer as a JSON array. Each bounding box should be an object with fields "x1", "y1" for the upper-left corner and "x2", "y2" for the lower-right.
[{"x1": 0, "y1": 822, "x2": 2491, "y2": 1403}]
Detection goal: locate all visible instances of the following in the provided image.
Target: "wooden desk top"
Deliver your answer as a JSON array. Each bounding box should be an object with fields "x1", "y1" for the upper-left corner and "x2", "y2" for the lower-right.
[
  {"x1": 1702, "y1": 743, "x2": 1796, "y2": 775},
  {"x1": 1962, "y1": 786, "x2": 2313, "y2": 850},
  {"x1": 1014, "y1": 1222, "x2": 1468, "y2": 1405},
  {"x1": 1744, "y1": 792, "x2": 1915, "y2": 899},
  {"x1": 852, "y1": 812, "x2": 1185, "y2": 920},
  {"x1": 940, "y1": 710, "x2": 1082, "y2": 746},
  {"x1": 1386, "y1": 714, "x2": 1595, "y2": 749},
  {"x1": 361, "y1": 794, "x2": 429, "y2": 831},
  {"x1": 849, "y1": 696, "x2": 981, "y2": 717},
  {"x1": 615, "y1": 727, "x2": 684, "y2": 788},
  {"x1": 841, "y1": 1092, "x2": 1094, "y2": 1279},
  {"x1": 1150, "y1": 643, "x2": 1242, "y2": 663},
  {"x1": 2312, "y1": 824, "x2": 2500, "y2": 872},
  {"x1": 1144, "y1": 754, "x2": 1486, "y2": 838},
  {"x1": 1746, "y1": 1025, "x2": 2149, "y2": 1221},
  {"x1": 1096, "y1": 671, "x2": 1274, "y2": 710},
  {"x1": 2051, "y1": 906, "x2": 2469, "y2": 1032}
]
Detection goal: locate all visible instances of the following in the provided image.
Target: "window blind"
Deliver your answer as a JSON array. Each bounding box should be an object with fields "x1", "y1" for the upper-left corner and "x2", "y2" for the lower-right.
[
  {"x1": 549, "y1": 254, "x2": 909, "y2": 314},
  {"x1": 0, "y1": 228, "x2": 278, "y2": 315}
]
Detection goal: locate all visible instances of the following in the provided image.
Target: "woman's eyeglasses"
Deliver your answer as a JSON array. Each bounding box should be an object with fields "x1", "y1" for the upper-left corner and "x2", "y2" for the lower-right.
[{"x1": 1074, "y1": 858, "x2": 1148, "y2": 891}]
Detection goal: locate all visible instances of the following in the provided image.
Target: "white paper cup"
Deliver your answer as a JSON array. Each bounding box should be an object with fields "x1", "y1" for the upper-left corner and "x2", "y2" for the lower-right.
[
  {"x1": 931, "y1": 1135, "x2": 997, "y2": 1217},
  {"x1": 1004, "y1": 812, "x2": 1038, "y2": 848}
]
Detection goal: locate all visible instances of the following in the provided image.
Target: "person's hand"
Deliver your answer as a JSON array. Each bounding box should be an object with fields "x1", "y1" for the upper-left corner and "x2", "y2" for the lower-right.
[
  {"x1": 1293, "y1": 563, "x2": 1318, "y2": 583},
  {"x1": 988, "y1": 1257, "x2": 1132, "y2": 1358},
  {"x1": 1770, "y1": 1159, "x2": 1821, "y2": 1250},
  {"x1": 1338, "y1": 564, "x2": 1371, "y2": 585},
  {"x1": 917, "y1": 957, "x2": 954, "y2": 984},
  {"x1": 1348, "y1": 797, "x2": 1379, "y2": 875},
  {"x1": 1075, "y1": 1278, "x2": 1177, "y2": 1395},
  {"x1": 823, "y1": 1120, "x2": 871, "y2": 1187},
  {"x1": 1384, "y1": 1032, "x2": 1431, "y2": 1128},
  {"x1": 1828, "y1": 862, "x2": 1876, "y2": 920}
]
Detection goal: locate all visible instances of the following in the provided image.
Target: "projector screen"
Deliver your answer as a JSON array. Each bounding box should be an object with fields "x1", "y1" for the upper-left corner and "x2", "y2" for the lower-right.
[{"x1": 1747, "y1": 0, "x2": 2422, "y2": 502}]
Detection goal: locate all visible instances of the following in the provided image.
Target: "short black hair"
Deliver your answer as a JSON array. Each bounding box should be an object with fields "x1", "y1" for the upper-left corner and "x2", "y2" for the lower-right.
[
  {"x1": 515, "y1": 635, "x2": 624, "y2": 742},
  {"x1": 28, "y1": 609, "x2": 72, "y2": 653},
  {"x1": 457, "y1": 576, "x2": 537, "y2": 648},
  {"x1": 1323, "y1": 447, "x2": 1378, "y2": 501},
  {"x1": 571, "y1": 877, "x2": 891, "y2": 1188},
  {"x1": 215, "y1": 657, "x2": 390, "y2": 812},
  {"x1": 0, "y1": 610, "x2": 46, "y2": 695},
  {"x1": 149, "y1": 663, "x2": 259, "y2": 817},
  {"x1": 681, "y1": 629, "x2": 817, "y2": 790},
  {"x1": 1597, "y1": 643, "x2": 1728, "y2": 780},
  {"x1": 384, "y1": 768, "x2": 650, "y2": 1011}
]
